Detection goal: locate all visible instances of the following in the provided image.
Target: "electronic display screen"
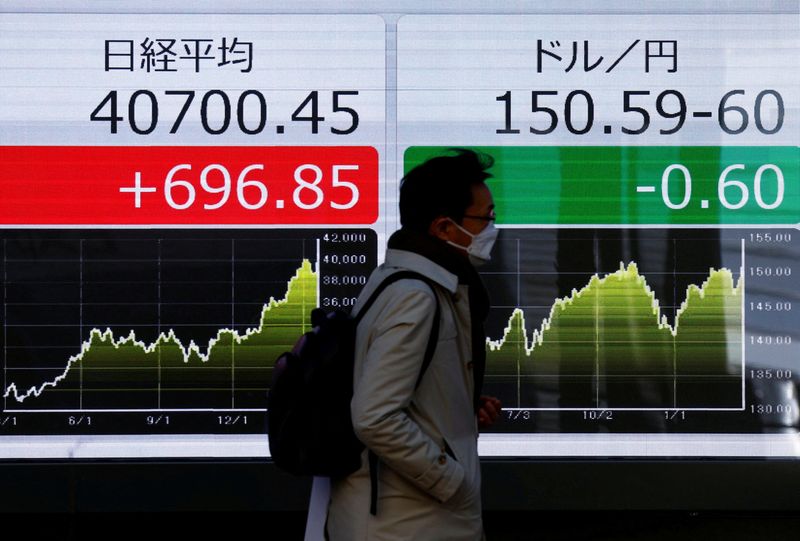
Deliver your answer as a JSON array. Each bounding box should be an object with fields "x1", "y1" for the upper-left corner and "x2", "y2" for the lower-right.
[{"x1": 0, "y1": 2, "x2": 797, "y2": 461}]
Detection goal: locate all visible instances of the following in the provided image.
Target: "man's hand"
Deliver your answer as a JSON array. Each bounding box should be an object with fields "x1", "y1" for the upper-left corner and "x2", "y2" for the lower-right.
[{"x1": 477, "y1": 395, "x2": 502, "y2": 429}]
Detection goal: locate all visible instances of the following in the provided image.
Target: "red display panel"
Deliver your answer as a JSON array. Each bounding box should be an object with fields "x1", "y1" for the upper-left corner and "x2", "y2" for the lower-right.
[{"x1": 0, "y1": 146, "x2": 378, "y2": 225}]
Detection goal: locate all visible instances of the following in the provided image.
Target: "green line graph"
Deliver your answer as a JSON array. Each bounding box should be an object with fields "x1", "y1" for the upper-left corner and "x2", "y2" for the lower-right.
[
  {"x1": 4, "y1": 259, "x2": 316, "y2": 410},
  {"x1": 486, "y1": 262, "x2": 744, "y2": 410}
]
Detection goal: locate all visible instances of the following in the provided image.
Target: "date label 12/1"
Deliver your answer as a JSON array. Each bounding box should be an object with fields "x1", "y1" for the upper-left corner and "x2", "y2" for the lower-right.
[{"x1": 0, "y1": 146, "x2": 378, "y2": 225}]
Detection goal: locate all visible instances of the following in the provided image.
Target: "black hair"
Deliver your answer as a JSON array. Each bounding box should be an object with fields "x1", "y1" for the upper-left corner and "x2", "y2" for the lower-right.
[{"x1": 399, "y1": 148, "x2": 494, "y2": 232}]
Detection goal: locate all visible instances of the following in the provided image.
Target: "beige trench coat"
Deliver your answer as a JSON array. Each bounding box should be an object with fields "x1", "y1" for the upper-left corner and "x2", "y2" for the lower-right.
[{"x1": 325, "y1": 248, "x2": 483, "y2": 541}]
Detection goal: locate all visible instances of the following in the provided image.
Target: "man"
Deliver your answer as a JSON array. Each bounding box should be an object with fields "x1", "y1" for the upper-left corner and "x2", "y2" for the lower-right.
[{"x1": 325, "y1": 149, "x2": 502, "y2": 540}]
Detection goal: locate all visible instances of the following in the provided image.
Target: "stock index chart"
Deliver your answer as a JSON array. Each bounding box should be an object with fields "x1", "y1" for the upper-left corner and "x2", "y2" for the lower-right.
[{"x1": 1, "y1": 229, "x2": 375, "y2": 434}]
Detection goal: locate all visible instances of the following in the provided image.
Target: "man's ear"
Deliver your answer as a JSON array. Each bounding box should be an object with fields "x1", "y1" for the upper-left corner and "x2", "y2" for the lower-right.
[{"x1": 428, "y1": 216, "x2": 451, "y2": 241}]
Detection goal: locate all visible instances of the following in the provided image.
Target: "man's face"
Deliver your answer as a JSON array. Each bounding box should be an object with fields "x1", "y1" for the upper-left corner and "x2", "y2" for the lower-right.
[
  {"x1": 431, "y1": 182, "x2": 495, "y2": 254},
  {"x1": 458, "y1": 182, "x2": 495, "y2": 237}
]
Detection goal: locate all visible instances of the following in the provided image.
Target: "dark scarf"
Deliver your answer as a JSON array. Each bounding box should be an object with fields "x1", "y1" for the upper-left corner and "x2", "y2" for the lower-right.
[{"x1": 387, "y1": 228, "x2": 490, "y2": 412}]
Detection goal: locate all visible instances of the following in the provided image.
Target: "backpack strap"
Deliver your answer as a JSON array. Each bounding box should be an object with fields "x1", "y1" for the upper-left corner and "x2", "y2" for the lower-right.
[
  {"x1": 353, "y1": 270, "x2": 441, "y2": 391},
  {"x1": 354, "y1": 271, "x2": 442, "y2": 516}
]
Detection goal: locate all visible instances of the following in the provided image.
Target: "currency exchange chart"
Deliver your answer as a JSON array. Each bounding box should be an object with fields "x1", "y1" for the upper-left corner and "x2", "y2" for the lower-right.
[
  {"x1": 1, "y1": 4, "x2": 799, "y2": 460},
  {"x1": 398, "y1": 12, "x2": 799, "y2": 457}
]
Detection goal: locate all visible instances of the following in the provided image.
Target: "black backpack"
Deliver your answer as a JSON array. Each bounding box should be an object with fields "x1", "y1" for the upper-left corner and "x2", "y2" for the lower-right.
[{"x1": 267, "y1": 271, "x2": 441, "y2": 481}]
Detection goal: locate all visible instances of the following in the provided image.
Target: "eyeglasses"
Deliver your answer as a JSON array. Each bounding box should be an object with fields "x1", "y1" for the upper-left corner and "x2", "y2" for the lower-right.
[{"x1": 462, "y1": 213, "x2": 496, "y2": 223}]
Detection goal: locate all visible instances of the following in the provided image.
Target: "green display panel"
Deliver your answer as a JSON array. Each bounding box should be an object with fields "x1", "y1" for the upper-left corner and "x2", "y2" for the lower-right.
[{"x1": 405, "y1": 146, "x2": 800, "y2": 225}]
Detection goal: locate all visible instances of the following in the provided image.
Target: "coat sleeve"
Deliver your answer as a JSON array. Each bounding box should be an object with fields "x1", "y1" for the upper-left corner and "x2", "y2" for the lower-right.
[{"x1": 350, "y1": 281, "x2": 465, "y2": 503}]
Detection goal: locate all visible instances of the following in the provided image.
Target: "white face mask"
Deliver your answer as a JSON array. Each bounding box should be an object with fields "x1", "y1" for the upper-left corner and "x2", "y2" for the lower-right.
[{"x1": 446, "y1": 219, "x2": 498, "y2": 266}]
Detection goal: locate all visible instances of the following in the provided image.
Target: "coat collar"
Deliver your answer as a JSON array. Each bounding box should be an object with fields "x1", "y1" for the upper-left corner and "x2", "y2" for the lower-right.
[{"x1": 384, "y1": 249, "x2": 459, "y2": 294}]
